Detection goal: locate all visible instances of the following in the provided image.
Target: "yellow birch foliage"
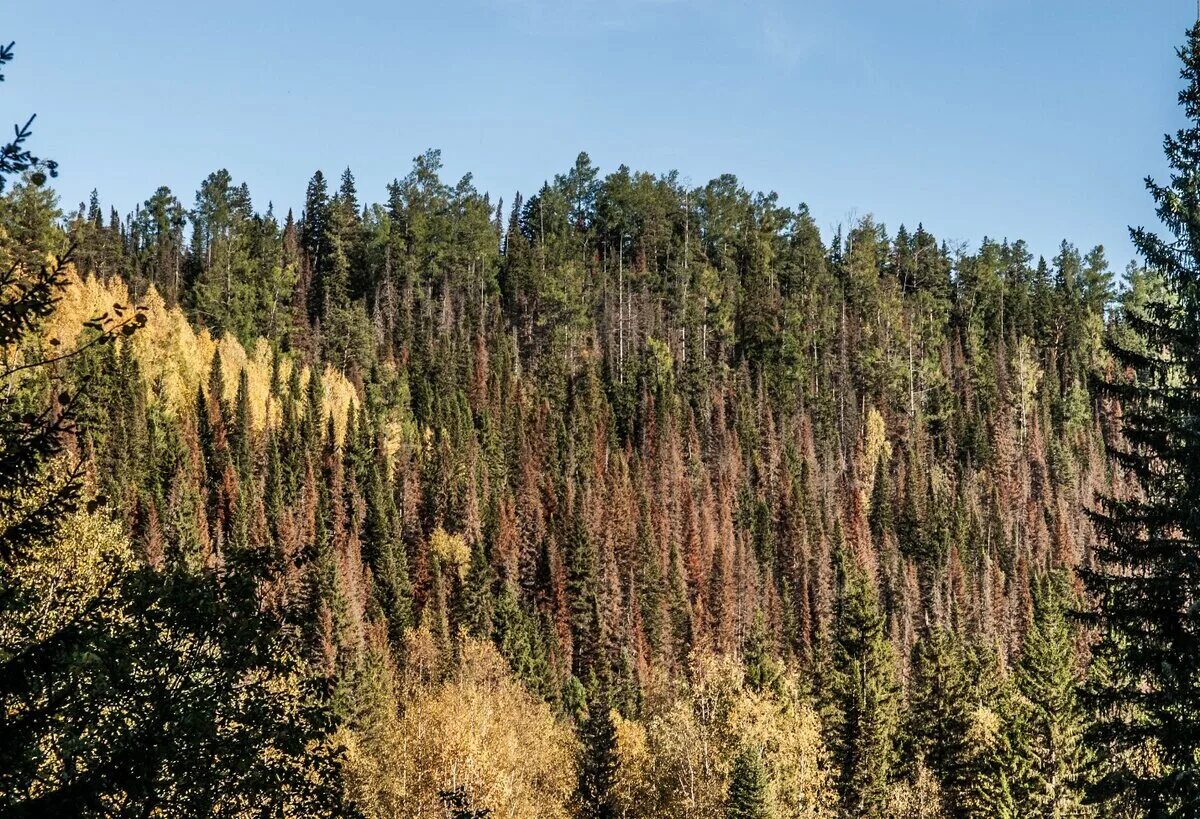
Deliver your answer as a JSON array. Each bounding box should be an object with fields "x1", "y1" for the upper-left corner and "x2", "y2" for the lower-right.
[
  {"x1": 863, "y1": 406, "x2": 891, "y2": 477},
  {"x1": 0, "y1": 505, "x2": 132, "y2": 806},
  {"x1": 884, "y1": 761, "x2": 947, "y2": 819},
  {"x1": 0, "y1": 507, "x2": 132, "y2": 648},
  {"x1": 45, "y1": 270, "x2": 357, "y2": 439},
  {"x1": 611, "y1": 712, "x2": 655, "y2": 811},
  {"x1": 341, "y1": 637, "x2": 575, "y2": 819},
  {"x1": 430, "y1": 527, "x2": 470, "y2": 580},
  {"x1": 733, "y1": 682, "x2": 837, "y2": 818},
  {"x1": 616, "y1": 654, "x2": 836, "y2": 819}
]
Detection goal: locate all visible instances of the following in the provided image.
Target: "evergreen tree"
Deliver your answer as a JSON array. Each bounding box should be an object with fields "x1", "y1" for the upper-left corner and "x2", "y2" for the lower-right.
[
  {"x1": 904, "y1": 629, "x2": 975, "y2": 815},
  {"x1": 0, "y1": 30, "x2": 1170, "y2": 813},
  {"x1": 462, "y1": 536, "x2": 495, "y2": 640},
  {"x1": 727, "y1": 744, "x2": 770, "y2": 819},
  {"x1": 303, "y1": 169, "x2": 330, "y2": 288},
  {"x1": 1084, "y1": 20, "x2": 1200, "y2": 815},
  {"x1": 824, "y1": 552, "x2": 898, "y2": 818},
  {"x1": 744, "y1": 610, "x2": 783, "y2": 695},
  {"x1": 575, "y1": 700, "x2": 619, "y2": 819},
  {"x1": 967, "y1": 691, "x2": 1025, "y2": 819},
  {"x1": 0, "y1": 45, "x2": 350, "y2": 816},
  {"x1": 1014, "y1": 572, "x2": 1089, "y2": 817},
  {"x1": 134, "y1": 185, "x2": 186, "y2": 301}
]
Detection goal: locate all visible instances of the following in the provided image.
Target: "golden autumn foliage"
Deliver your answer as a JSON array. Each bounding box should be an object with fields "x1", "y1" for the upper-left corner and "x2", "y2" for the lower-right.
[
  {"x1": 430, "y1": 527, "x2": 470, "y2": 580},
  {"x1": 0, "y1": 504, "x2": 132, "y2": 803},
  {"x1": 340, "y1": 636, "x2": 576, "y2": 819},
  {"x1": 45, "y1": 270, "x2": 358, "y2": 438},
  {"x1": 884, "y1": 761, "x2": 946, "y2": 819},
  {"x1": 341, "y1": 644, "x2": 838, "y2": 819},
  {"x1": 0, "y1": 505, "x2": 131, "y2": 648},
  {"x1": 862, "y1": 405, "x2": 891, "y2": 484},
  {"x1": 617, "y1": 654, "x2": 837, "y2": 819},
  {"x1": 734, "y1": 684, "x2": 837, "y2": 818}
]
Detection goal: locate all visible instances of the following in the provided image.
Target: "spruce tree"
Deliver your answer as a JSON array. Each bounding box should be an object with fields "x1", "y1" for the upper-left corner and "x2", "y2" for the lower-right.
[
  {"x1": 967, "y1": 696, "x2": 1024, "y2": 819},
  {"x1": 1084, "y1": 20, "x2": 1200, "y2": 814},
  {"x1": 824, "y1": 552, "x2": 898, "y2": 818},
  {"x1": 744, "y1": 610, "x2": 783, "y2": 695},
  {"x1": 575, "y1": 700, "x2": 619, "y2": 819},
  {"x1": 303, "y1": 170, "x2": 329, "y2": 280},
  {"x1": 904, "y1": 628, "x2": 974, "y2": 815},
  {"x1": 727, "y1": 744, "x2": 770, "y2": 819},
  {"x1": 1013, "y1": 571, "x2": 1090, "y2": 817},
  {"x1": 462, "y1": 536, "x2": 495, "y2": 640}
]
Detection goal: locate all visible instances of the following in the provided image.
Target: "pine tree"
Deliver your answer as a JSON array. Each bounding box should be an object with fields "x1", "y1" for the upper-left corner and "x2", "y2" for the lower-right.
[
  {"x1": 824, "y1": 551, "x2": 898, "y2": 818},
  {"x1": 566, "y1": 499, "x2": 599, "y2": 676},
  {"x1": 744, "y1": 610, "x2": 783, "y2": 695},
  {"x1": 727, "y1": 744, "x2": 770, "y2": 819},
  {"x1": 1014, "y1": 571, "x2": 1090, "y2": 817},
  {"x1": 462, "y1": 536, "x2": 495, "y2": 640},
  {"x1": 134, "y1": 185, "x2": 186, "y2": 301},
  {"x1": 231, "y1": 366, "x2": 252, "y2": 480},
  {"x1": 968, "y1": 701, "x2": 1024, "y2": 819},
  {"x1": 904, "y1": 628, "x2": 975, "y2": 814},
  {"x1": 303, "y1": 170, "x2": 330, "y2": 282},
  {"x1": 575, "y1": 700, "x2": 619, "y2": 819},
  {"x1": 1083, "y1": 20, "x2": 1200, "y2": 815},
  {"x1": 968, "y1": 575, "x2": 1090, "y2": 819}
]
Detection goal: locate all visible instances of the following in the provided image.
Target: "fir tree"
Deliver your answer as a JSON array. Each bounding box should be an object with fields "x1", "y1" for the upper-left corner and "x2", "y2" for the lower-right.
[
  {"x1": 1014, "y1": 572, "x2": 1089, "y2": 817},
  {"x1": 904, "y1": 628, "x2": 975, "y2": 815},
  {"x1": 744, "y1": 610, "x2": 783, "y2": 695},
  {"x1": 824, "y1": 551, "x2": 898, "y2": 818},
  {"x1": 727, "y1": 744, "x2": 770, "y2": 819},
  {"x1": 1084, "y1": 20, "x2": 1200, "y2": 815},
  {"x1": 462, "y1": 536, "x2": 495, "y2": 640},
  {"x1": 575, "y1": 700, "x2": 619, "y2": 819}
]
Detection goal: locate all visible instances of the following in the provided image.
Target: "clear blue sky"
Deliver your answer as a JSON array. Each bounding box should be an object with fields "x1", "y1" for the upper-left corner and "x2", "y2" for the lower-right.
[{"x1": 5, "y1": 1, "x2": 1196, "y2": 269}]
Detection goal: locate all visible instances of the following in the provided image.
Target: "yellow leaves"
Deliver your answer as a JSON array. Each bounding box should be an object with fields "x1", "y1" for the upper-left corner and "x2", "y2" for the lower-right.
[
  {"x1": 646, "y1": 336, "x2": 674, "y2": 378},
  {"x1": 135, "y1": 284, "x2": 213, "y2": 410},
  {"x1": 0, "y1": 503, "x2": 131, "y2": 649},
  {"x1": 210, "y1": 334, "x2": 291, "y2": 431},
  {"x1": 612, "y1": 712, "x2": 654, "y2": 810},
  {"x1": 320, "y1": 362, "x2": 359, "y2": 443},
  {"x1": 381, "y1": 417, "x2": 417, "y2": 460},
  {"x1": 732, "y1": 685, "x2": 835, "y2": 818},
  {"x1": 0, "y1": 504, "x2": 134, "y2": 806},
  {"x1": 46, "y1": 270, "x2": 359, "y2": 440},
  {"x1": 862, "y1": 405, "x2": 891, "y2": 484},
  {"x1": 621, "y1": 653, "x2": 837, "y2": 819},
  {"x1": 967, "y1": 705, "x2": 1003, "y2": 748},
  {"x1": 884, "y1": 761, "x2": 946, "y2": 819},
  {"x1": 343, "y1": 638, "x2": 576, "y2": 819},
  {"x1": 41, "y1": 266, "x2": 128, "y2": 353},
  {"x1": 430, "y1": 526, "x2": 470, "y2": 580},
  {"x1": 1012, "y1": 335, "x2": 1043, "y2": 416},
  {"x1": 859, "y1": 407, "x2": 893, "y2": 533}
]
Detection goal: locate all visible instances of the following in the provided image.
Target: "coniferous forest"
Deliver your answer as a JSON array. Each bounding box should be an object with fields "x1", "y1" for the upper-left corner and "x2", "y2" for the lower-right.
[{"x1": 7, "y1": 18, "x2": 1200, "y2": 819}]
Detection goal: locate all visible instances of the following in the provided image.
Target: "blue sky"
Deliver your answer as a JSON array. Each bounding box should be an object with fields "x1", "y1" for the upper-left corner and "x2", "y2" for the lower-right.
[{"x1": 5, "y1": 1, "x2": 1195, "y2": 269}]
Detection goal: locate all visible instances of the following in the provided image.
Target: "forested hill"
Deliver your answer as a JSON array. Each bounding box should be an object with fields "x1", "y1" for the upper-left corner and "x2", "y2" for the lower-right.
[
  {"x1": 8, "y1": 141, "x2": 1145, "y2": 816},
  {"x1": 51, "y1": 153, "x2": 1122, "y2": 659}
]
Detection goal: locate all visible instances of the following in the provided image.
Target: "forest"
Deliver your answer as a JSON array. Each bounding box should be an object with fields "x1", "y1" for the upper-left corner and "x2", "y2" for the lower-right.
[{"x1": 5, "y1": 20, "x2": 1200, "y2": 819}]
